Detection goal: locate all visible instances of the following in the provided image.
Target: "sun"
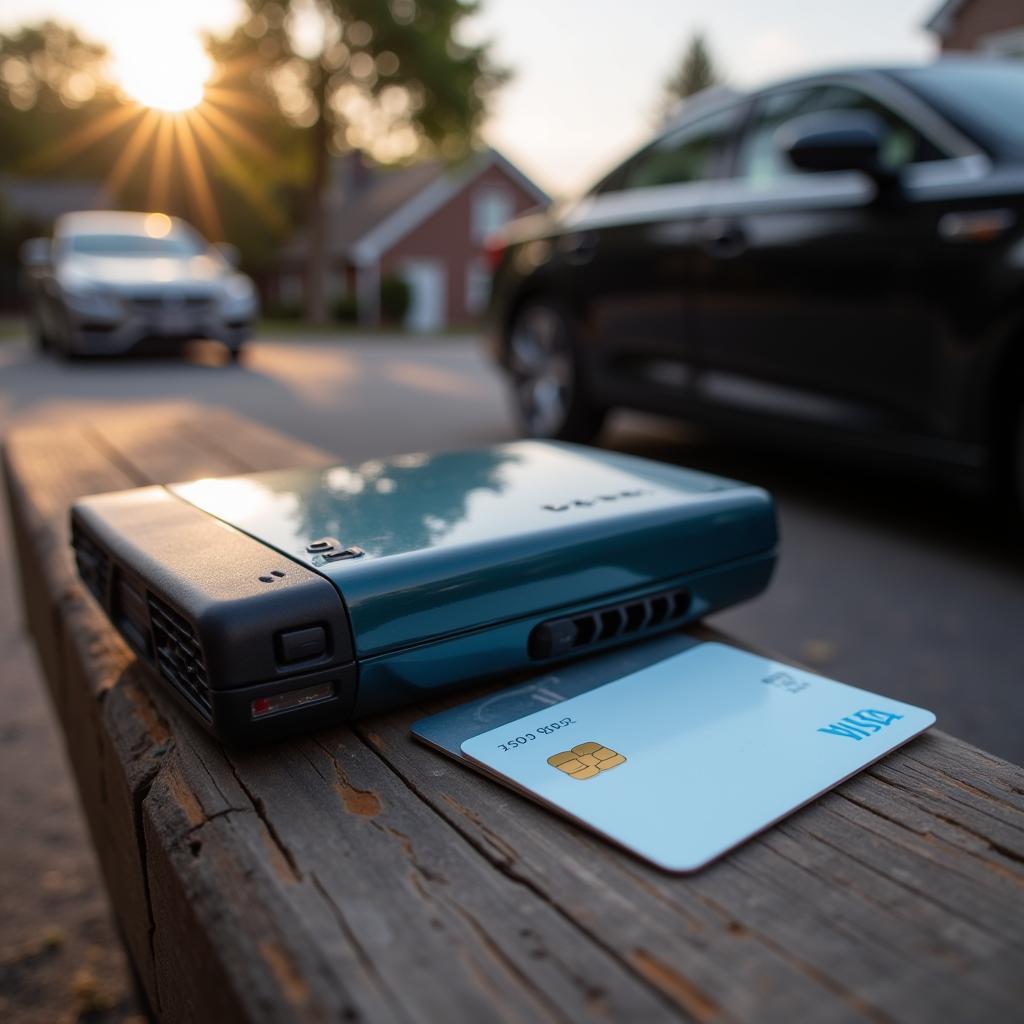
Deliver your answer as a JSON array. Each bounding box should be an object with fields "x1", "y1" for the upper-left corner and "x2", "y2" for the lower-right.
[{"x1": 113, "y1": 35, "x2": 212, "y2": 113}]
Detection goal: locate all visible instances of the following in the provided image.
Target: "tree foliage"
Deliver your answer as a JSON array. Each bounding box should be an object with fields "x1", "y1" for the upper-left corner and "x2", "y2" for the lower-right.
[
  {"x1": 0, "y1": 22, "x2": 120, "y2": 177},
  {"x1": 236, "y1": 0, "x2": 508, "y2": 319},
  {"x1": 660, "y1": 33, "x2": 721, "y2": 121}
]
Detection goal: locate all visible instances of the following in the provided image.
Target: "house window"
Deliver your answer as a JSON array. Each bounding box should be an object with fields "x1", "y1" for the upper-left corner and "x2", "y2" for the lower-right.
[
  {"x1": 465, "y1": 257, "x2": 491, "y2": 316},
  {"x1": 471, "y1": 185, "x2": 513, "y2": 243},
  {"x1": 981, "y1": 27, "x2": 1024, "y2": 59}
]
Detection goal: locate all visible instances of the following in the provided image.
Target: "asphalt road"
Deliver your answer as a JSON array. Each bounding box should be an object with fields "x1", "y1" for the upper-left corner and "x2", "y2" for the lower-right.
[
  {"x1": 2, "y1": 331, "x2": 1023, "y2": 761},
  {"x1": 2, "y1": 330, "x2": 1022, "y2": 1020}
]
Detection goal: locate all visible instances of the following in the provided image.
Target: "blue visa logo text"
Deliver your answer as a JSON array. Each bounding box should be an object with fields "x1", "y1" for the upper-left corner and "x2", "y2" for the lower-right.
[{"x1": 818, "y1": 709, "x2": 904, "y2": 741}]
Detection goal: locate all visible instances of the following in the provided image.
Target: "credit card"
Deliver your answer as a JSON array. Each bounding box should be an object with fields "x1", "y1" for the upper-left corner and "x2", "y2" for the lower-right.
[{"x1": 437, "y1": 642, "x2": 935, "y2": 872}]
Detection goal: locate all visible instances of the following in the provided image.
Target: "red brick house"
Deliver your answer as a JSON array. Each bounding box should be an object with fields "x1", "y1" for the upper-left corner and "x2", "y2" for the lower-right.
[
  {"x1": 277, "y1": 149, "x2": 548, "y2": 330},
  {"x1": 926, "y1": 0, "x2": 1024, "y2": 56}
]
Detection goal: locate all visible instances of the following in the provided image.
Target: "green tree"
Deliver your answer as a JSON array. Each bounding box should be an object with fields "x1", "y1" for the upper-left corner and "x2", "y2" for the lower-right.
[
  {"x1": 238, "y1": 0, "x2": 507, "y2": 322},
  {"x1": 0, "y1": 21, "x2": 121, "y2": 177},
  {"x1": 660, "y1": 33, "x2": 721, "y2": 121}
]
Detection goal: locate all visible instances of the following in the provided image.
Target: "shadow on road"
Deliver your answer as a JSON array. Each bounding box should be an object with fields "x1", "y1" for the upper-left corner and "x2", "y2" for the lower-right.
[{"x1": 608, "y1": 414, "x2": 1023, "y2": 571}]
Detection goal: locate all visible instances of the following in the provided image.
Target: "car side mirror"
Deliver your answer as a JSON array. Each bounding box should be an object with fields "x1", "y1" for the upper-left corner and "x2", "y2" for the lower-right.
[
  {"x1": 778, "y1": 111, "x2": 888, "y2": 179},
  {"x1": 215, "y1": 242, "x2": 241, "y2": 267},
  {"x1": 20, "y1": 237, "x2": 51, "y2": 268}
]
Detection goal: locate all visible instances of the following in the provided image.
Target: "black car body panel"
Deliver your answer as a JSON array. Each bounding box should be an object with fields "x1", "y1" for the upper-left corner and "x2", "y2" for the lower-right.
[{"x1": 487, "y1": 59, "x2": 1024, "y2": 485}]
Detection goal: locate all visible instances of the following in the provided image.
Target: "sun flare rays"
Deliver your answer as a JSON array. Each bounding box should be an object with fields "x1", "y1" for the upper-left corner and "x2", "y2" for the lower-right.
[
  {"x1": 25, "y1": 52, "x2": 286, "y2": 243},
  {"x1": 174, "y1": 115, "x2": 223, "y2": 239}
]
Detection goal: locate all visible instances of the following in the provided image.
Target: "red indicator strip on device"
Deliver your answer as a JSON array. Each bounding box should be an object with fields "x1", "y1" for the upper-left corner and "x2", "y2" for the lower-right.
[{"x1": 251, "y1": 681, "x2": 335, "y2": 719}]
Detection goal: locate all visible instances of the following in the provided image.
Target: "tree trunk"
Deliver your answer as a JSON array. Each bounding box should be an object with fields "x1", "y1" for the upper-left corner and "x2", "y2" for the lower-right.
[{"x1": 303, "y1": 66, "x2": 330, "y2": 323}]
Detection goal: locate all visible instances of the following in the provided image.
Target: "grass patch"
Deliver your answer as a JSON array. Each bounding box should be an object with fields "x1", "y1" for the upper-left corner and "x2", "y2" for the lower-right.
[{"x1": 0, "y1": 316, "x2": 25, "y2": 340}]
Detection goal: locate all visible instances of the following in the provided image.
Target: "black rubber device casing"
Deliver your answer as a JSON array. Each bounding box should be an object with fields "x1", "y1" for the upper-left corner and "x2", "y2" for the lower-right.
[{"x1": 71, "y1": 487, "x2": 358, "y2": 744}]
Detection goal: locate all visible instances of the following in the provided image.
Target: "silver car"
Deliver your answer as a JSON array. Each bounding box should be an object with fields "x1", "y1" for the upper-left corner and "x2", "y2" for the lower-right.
[{"x1": 21, "y1": 211, "x2": 258, "y2": 358}]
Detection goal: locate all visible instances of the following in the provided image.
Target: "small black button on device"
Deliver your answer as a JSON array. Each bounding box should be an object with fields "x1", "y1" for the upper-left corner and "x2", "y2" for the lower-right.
[
  {"x1": 528, "y1": 619, "x2": 577, "y2": 659},
  {"x1": 306, "y1": 537, "x2": 339, "y2": 553},
  {"x1": 279, "y1": 625, "x2": 327, "y2": 664}
]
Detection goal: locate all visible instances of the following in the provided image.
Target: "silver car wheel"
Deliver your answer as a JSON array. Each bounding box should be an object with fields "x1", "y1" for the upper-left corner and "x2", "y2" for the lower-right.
[{"x1": 508, "y1": 306, "x2": 574, "y2": 437}]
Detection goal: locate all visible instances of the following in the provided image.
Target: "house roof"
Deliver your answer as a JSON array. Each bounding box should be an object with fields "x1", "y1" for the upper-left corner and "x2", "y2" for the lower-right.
[
  {"x1": 925, "y1": 0, "x2": 965, "y2": 34},
  {"x1": 282, "y1": 147, "x2": 549, "y2": 266},
  {"x1": 325, "y1": 160, "x2": 448, "y2": 257}
]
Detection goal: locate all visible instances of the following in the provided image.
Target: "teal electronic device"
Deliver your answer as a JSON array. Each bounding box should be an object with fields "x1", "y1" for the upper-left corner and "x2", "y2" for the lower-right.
[{"x1": 70, "y1": 441, "x2": 778, "y2": 742}]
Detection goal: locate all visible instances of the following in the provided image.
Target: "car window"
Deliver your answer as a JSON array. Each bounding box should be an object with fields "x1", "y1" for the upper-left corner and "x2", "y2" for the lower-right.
[
  {"x1": 620, "y1": 108, "x2": 737, "y2": 190},
  {"x1": 736, "y1": 84, "x2": 947, "y2": 185},
  {"x1": 67, "y1": 232, "x2": 206, "y2": 257},
  {"x1": 896, "y1": 63, "x2": 1024, "y2": 154}
]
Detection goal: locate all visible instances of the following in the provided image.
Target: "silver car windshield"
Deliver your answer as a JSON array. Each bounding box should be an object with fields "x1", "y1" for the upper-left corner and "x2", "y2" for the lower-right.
[{"x1": 67, "y1": 233, "x2": 206, "y2": 257}]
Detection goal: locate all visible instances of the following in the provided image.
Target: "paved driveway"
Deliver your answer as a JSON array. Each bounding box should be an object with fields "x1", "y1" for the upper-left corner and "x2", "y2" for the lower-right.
[{"x1": 2, "y1": 332, "x2": 1022, "y2": 760}]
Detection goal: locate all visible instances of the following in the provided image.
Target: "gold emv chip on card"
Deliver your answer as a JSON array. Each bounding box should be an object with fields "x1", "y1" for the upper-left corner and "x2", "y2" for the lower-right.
[{"x1": 547, "y1": 741, "x2": 626, "y2": 780}]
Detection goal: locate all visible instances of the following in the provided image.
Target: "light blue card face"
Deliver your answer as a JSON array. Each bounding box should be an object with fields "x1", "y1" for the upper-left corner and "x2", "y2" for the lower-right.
[{"x1": 459, "y1": 643, "x2": 936, "y2": 872}]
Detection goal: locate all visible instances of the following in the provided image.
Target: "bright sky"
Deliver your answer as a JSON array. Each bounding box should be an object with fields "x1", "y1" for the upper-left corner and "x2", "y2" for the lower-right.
[{"x1": 0, "y1": 0, "x2": 939, "y2": 196}]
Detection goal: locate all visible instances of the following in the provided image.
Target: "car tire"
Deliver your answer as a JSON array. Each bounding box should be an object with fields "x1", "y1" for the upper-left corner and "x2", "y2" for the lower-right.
[
  {"x1": 30, "y1": 310, "x2": 52, "y2": 352},
  {"x1": 505, "y1": 301, "x2": 607, "y2": 443}
]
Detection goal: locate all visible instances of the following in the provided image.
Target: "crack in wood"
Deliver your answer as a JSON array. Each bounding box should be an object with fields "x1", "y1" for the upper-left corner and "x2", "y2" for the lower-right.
[
  {"x1": 308, "y1": 872, "x2": 414, "y2": 1024},
  {"x1": 629, "y1": 949, "x2": 721, "y2": 1024},
  {"x1": 832, "y1": 787, "x2": 1024, "y2": 884},
  {"x1": 892, "y1": 751, "x2": 1024, "y2": 811},
  {"x1": 312, "y1": 736, "x2": 384, "y2": 817},
  {"x1": 864, "y1": 764, "x2": 1024, "y2": 853},
  {"x1": 442, "y1": 898, "x2": 573, "y2": 1024},
  {"x1": 224, "y1": 756, "x2": 303, "y2": 881},
  {"x1": 439, "y1": 792, "x2": 519, "y2": 868},
  {"x1": 132, "y1": 767, "x2": 163, "y2": 1018},
  {"x1": 782, "y1": 806, "x2": 1024, "y2": 950},
  {"x1": 836, "y1": 787, "x2": 1024, "y2": 883}
]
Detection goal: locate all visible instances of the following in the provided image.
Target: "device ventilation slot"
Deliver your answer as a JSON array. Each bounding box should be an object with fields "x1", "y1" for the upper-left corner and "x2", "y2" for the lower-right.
[
  {"x1": 528, "y1": 587, "x2": 692, "y2": 659},
  {"x1": 73, "y1": 529, "x2": 111, "y2": 605},
  {"x1": 148, "y1": 594, "x2": 213, "y2": 719}
]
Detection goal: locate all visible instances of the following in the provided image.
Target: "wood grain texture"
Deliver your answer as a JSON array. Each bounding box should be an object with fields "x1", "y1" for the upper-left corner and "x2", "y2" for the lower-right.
[{"x1": 4, "y1": 403, "x2": 1023, "y2": 1023}]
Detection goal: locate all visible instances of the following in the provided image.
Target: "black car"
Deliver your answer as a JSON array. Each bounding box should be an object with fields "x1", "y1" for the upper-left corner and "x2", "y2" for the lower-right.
[{"x1": 486, "y1": 59, "x2": 1024, "y2": 506}]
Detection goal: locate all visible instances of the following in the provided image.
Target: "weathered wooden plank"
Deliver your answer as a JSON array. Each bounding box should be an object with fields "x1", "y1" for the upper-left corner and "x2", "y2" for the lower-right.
[
  {"x1": 143, "y1": 722, "x2": 405, "y2": 1024},
  {"x1": 2, "y1": 424, "x2": 169, "y2": 1003},
  {"x1": 6, "y1": 407, "x2": 1024, "y2": 1024}
]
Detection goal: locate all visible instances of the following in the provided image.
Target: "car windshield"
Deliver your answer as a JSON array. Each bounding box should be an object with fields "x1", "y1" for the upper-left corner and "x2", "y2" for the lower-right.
[
  {"x1": 67, "y1": 233, "x2": 206, "y2": 257},
  {"x1": 897, "y1": 63, "x2": 1024, "y2": 153}
]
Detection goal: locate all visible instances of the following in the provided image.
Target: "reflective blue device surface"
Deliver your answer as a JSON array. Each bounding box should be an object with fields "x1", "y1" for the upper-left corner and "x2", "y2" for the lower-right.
[{"x1": 171, "y1": 441, "x2": 778, "y2": 714}]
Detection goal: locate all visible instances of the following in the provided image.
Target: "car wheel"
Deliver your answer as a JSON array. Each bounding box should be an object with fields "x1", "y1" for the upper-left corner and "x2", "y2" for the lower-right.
[
  {"x1": 506, "y1": 302, "x2": 607, "y2": 443},
  {"x1": 30, "y1": 314, "x2": 51, "y2": 352}
]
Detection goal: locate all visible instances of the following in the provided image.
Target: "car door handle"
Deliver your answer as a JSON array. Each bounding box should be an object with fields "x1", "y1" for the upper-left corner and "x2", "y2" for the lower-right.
[{"x1": 699, "y1": 219, "x2": 747, "y2": 259}]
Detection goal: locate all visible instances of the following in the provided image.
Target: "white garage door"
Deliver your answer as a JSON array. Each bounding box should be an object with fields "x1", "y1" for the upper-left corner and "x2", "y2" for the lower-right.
[{"x1": 401, "y1": 259, "x2": 447, "y2": 332}]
